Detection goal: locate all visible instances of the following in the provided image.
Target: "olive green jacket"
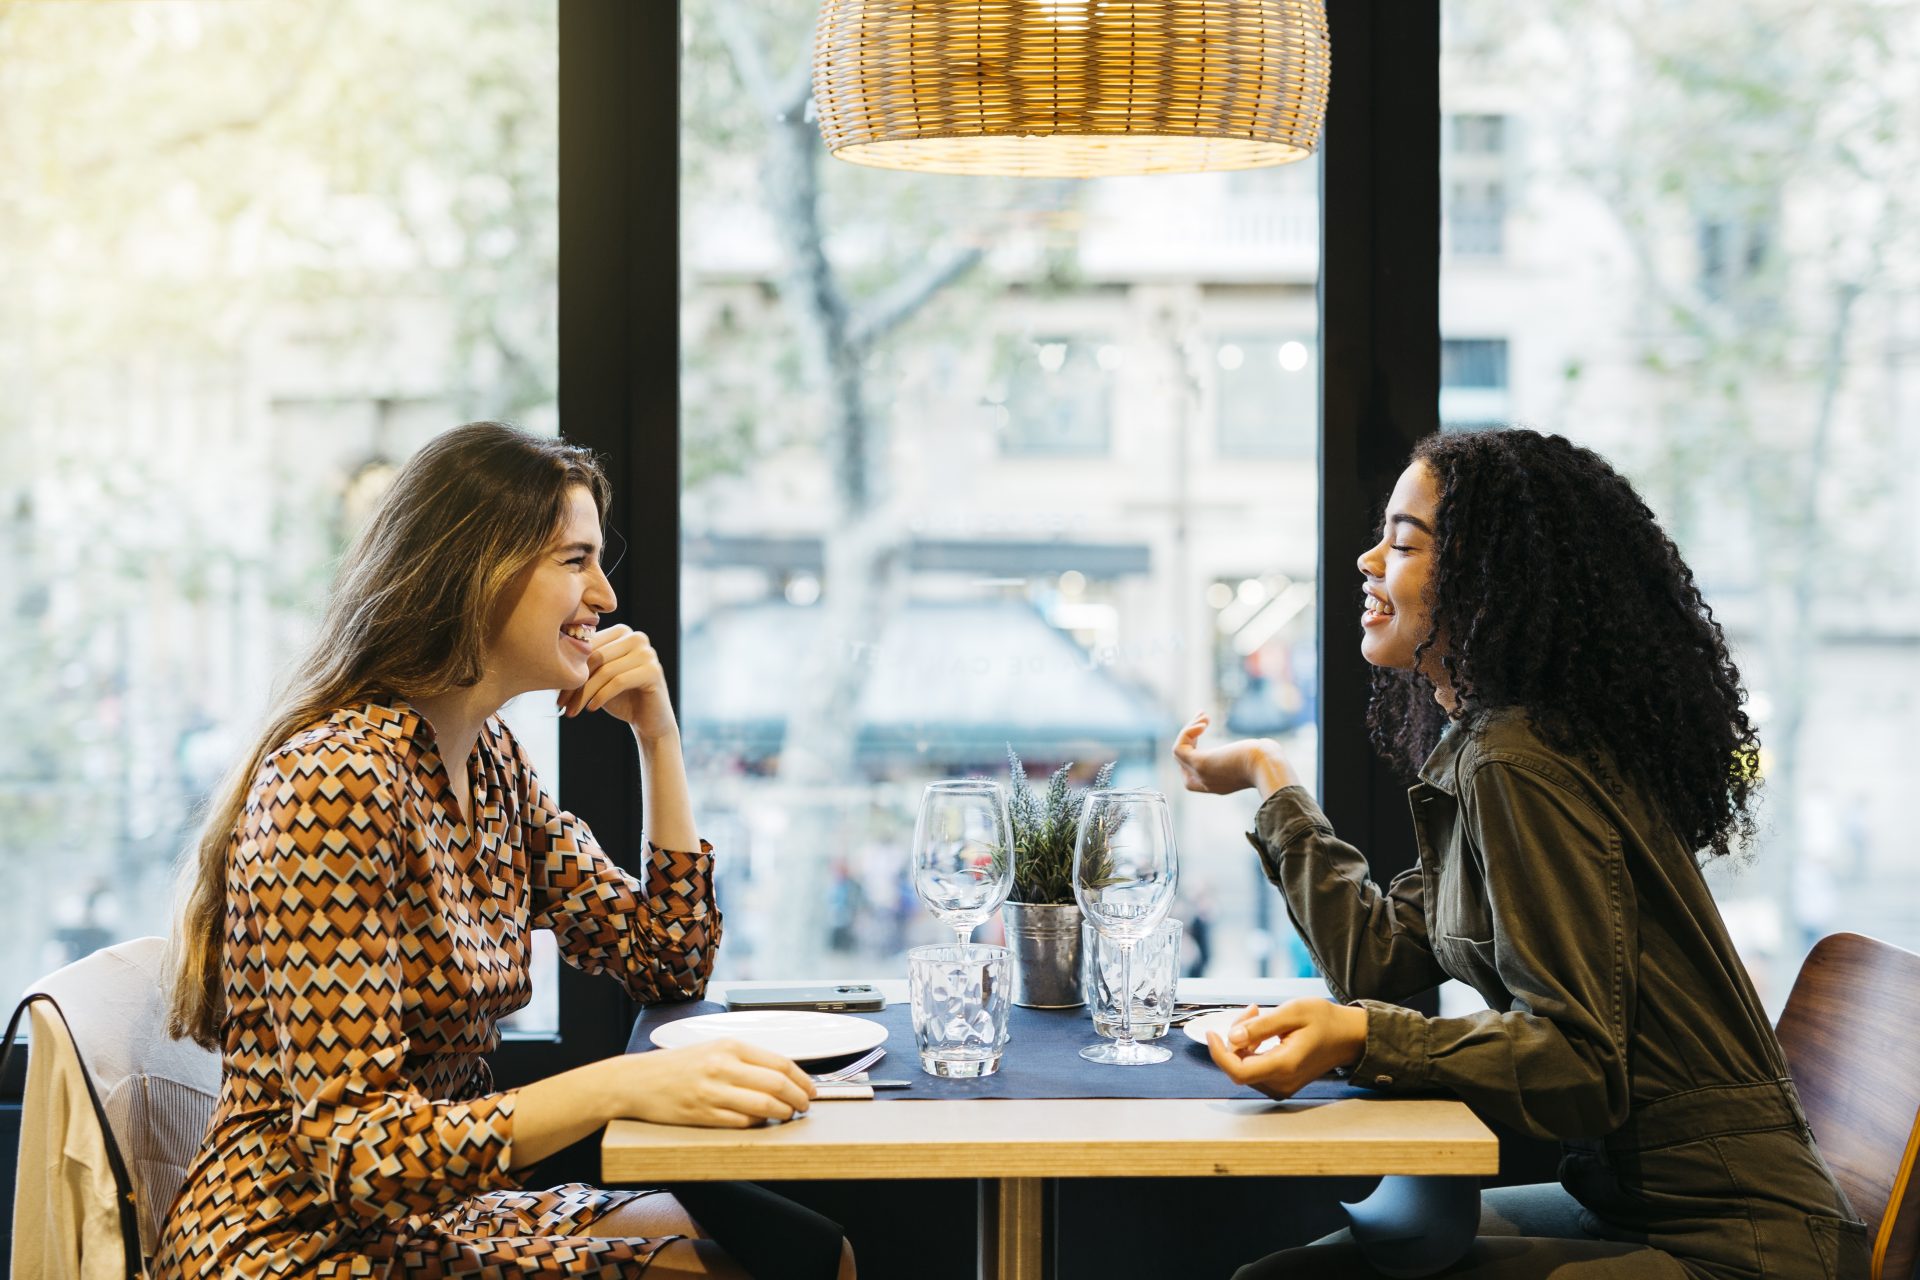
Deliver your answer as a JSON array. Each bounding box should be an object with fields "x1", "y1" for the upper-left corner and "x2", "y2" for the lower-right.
[{"x1": 1250, "y1": 707, "x2": 1792, "y2": 1143}]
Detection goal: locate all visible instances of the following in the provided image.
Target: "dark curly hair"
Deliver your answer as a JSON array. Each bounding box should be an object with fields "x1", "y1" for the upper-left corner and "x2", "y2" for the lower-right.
[{"x1": 1366, "y1": 428, "x2": 1761, "y2": 860}]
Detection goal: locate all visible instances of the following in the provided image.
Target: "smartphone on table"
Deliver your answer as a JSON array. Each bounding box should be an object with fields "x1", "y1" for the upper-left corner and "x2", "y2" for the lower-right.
[{"x1": 724, "y1": 984, "x2": 885, "y2": 1013}]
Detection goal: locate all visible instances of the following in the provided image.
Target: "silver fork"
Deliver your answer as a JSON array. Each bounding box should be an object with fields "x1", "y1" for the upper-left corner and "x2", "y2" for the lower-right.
[
  {"x1": 811, "y1": 1045, "x2": 885, "y2": 1083},
  {"x1": 1168, "y1": 1003, "x2": 1256, "y2": 1026}
]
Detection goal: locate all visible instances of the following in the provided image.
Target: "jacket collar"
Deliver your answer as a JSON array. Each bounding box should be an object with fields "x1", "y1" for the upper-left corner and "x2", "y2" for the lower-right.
[
  {"x1": 1415, "y1": 713, "x2": 1483, "y2": 796},
  {"x1": 1420, "y1": 705, "x2": 1552, "y2": 795}
]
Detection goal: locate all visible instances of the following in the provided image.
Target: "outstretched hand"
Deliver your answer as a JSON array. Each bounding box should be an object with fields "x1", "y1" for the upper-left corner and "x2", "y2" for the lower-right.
[
  {"x1": 1206, "y1": 998, "x2": 1369, "y2": 1100},
  {"x1": 1172, "y1": 713, "x2": 1299, "y2": 797}
]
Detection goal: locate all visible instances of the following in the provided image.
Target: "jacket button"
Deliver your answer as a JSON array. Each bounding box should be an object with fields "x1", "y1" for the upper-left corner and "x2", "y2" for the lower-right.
[{"x1": 1374, "y1": 1074, "x2": 1394, "y2": 1087}]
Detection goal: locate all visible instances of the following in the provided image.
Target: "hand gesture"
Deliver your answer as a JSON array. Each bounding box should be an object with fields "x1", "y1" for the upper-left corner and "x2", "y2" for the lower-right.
[
  {"x1": 1205, "y1": 999, "x2": 1369, "y2": 1100},
  {"x1": 560, "y1": 625, "x2": 677, "y2": 740},
  {"x1": 615, "y1": 1040, "x2": 817, "y2": 1128},
  {"x1": 1172, "y1": 713, "x2": 1297, "y2": 796}
]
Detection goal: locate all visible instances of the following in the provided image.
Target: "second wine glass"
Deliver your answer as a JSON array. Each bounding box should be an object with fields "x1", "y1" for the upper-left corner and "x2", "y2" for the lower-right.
[
  {"x1": 911, "y1": 780, "x2": 1013, "y2": 947},
  {"x1": 1073, "y1": 787, "x2": 1178, "y2": 1065}
]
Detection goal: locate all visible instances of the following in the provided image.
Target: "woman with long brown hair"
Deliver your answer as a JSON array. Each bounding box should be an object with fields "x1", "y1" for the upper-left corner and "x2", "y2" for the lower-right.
[{"x1": 155, "y1": 423, "x2": 852, "y2": 1279}]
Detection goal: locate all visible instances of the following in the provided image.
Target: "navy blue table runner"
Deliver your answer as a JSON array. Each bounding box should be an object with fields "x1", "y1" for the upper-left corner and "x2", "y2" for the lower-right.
[{"x1": 628, "y1": 999, "x2": 1378, "y2": 1102}]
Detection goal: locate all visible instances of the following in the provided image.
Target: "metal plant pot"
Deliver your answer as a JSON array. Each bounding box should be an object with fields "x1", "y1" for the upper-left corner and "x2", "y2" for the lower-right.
[{"x1": 1002, "y1": 900, "x2": 1086, "y2": 1008}]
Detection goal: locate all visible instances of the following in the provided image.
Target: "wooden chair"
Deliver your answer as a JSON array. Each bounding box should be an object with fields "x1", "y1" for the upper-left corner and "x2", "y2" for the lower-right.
[{"x1": 1775, "y1": 932, "x2": 1920, "y2": 1280}]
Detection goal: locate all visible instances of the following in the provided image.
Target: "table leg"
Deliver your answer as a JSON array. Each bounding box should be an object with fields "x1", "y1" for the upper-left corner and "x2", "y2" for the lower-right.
[{"x1": 976, "y1": 1177, "x2": 1047, "y2": 1280}]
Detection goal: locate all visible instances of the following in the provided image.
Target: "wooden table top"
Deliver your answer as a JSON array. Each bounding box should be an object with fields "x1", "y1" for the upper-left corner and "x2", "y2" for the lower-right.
[
  {"x1": 603, "y1": 977, "x2": 1498, "y2": 1184},
  {"x1": 603, "y1": 1095, "x2": 1498, "y2": 1182}
]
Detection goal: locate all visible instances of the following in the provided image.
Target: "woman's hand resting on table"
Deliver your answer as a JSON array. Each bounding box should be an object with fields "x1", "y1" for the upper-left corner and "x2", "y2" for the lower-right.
[
  {"x1": 1172, "y1": 712, "x2": 1302, "y2": 799},
  {"x1": 511, "y1": 1039, "x2": 818, "y2": 1169},
  {"x1": 1205, "y1": 999, "x2": 1369, "y2": 1100},
  {"x1": 603, "y1": 1039, "x2": 817, "y2": 1128}
]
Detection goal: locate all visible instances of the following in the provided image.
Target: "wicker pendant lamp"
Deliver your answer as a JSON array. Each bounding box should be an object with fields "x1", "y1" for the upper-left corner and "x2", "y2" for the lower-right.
[{"x1": 813, "y1": 0, "x2": 1331, "y2": 178}]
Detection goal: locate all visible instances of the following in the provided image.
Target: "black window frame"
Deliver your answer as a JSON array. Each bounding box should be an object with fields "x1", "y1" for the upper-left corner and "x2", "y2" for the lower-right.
[
  {"x1": 1315, "y1": 0, "x2": 1438, "y2": 936},
  {"x1": 491, "y1": 0, "x2": 683, "y2": 1087}
]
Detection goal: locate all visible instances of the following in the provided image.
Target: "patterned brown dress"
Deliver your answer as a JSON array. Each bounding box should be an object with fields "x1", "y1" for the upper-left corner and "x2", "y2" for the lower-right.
[{"x1": 153, "y1": 700, "x2": 720, "y2": 1278}]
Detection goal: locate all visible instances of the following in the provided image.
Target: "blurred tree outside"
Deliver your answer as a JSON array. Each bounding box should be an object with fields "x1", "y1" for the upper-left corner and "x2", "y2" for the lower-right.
[
  {"x1": 0, "y1": 0, "x2": 558, "y2": 993},
  {"x1": 685, "y1": 2, "x2": 1108, "y2": 963},
  {"x1": 1451, "y1": 0, "x2": 1920, "y2": 997}
]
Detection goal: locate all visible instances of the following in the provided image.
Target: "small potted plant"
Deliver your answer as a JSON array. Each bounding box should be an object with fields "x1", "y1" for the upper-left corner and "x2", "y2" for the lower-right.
[{"x1": 1002, "y1": 747, "x2": 1116, "y2": 1008}]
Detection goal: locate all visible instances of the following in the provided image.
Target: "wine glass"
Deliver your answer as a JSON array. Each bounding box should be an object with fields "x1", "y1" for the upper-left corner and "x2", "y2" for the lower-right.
[
  {"x1": 1073, "y1": 788, "x2": 1178, "y2": 1065},
  {"x1": 911, "y1": 780, "x2": 1013, "y2": 947}
]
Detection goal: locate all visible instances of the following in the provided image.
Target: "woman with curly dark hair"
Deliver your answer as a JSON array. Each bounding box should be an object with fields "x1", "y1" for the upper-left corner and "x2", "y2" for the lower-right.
[{"x1": 1176, "y1": 428, "x2": 1867, "y2": 1278}]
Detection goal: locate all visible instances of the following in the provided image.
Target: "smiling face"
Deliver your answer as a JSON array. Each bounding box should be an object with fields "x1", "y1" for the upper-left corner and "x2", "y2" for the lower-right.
[
  {"x1": 1356, "y1": 461, "x2": 1444, "y2": 680},
  {"x1": 486, "y1": 485, "x2": 615, "y2": 697}
]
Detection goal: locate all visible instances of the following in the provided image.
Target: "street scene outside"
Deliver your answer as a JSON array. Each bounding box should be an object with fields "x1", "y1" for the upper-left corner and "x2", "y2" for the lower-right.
[
  {"x1": 1, "y1": 1, "x2": 1914, "y2": 1021},
  {"x1": 678, "y1": 1, "x2": 1321, "y2": 982},
  {"x1": 679, "y1": 0, "x2": 1920, "y2": 1010}
]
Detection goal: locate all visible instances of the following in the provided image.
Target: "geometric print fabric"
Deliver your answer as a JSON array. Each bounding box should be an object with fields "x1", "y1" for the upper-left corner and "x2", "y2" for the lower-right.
[{"x1": 152, "y1": 700, "x2": 721, "y2": 1278}]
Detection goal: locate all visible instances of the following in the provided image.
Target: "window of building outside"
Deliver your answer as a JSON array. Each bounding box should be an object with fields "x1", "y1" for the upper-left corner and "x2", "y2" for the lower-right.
[
  {"x1": 994, "y1": 338, "x2": 1114, "y2": 457},
  {"x1": 0, "y1": 0, "x2": 562, "y2": 1034},
  {"x1": 1442, "y1": 0, "x2": 1920, "y2": 1010},
  {"x1": 680, "y1": 3, "x2": 1325, "y2": 981},
  {"x1": 1440, "y1": 336, "x2": 1511, "y2": 429},
  {"x1": 1445, "y1": 112, "x2": 1510, "y2": 258},
  {"x1": 1216, "y1": 336, "x2": 1318, "y2": 459}
]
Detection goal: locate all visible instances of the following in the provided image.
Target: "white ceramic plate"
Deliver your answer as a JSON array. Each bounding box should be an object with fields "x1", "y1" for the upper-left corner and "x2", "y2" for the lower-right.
[
  {"x1": 1181, "y1": 1008, "x2": 1279, "y2": 1054},
  {"x1": 648, "y1": 1010, "x2": 888, "y2": 1062}
]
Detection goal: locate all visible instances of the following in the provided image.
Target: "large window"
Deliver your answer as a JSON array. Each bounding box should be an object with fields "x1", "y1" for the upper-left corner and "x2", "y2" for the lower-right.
[
  {"x1": 0, "y1": 1, "x2": 561, "y2": 1030},
  {"x1": 679, "y1": 3, "x2": 1324, "y2": 980},
  {"x1": 1442, "y1": 1, "x2": 1920, "y2": 1008}
]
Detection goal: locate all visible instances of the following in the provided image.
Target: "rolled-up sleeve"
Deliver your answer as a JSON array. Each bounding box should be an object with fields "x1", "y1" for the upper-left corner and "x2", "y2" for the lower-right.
[
  {"x1": 242, "y1": 746, "x2": 519, "y2": 1222},
  {"x1": 1351, "y1": 760, "x2": 1636, "y2": 1140},
  {"x1": 505, "y1": 739, "x2": 721, "y2": 1004},
  {"x1": 1252, "y1": 786, "x2": 1447, "y2": 1005}
]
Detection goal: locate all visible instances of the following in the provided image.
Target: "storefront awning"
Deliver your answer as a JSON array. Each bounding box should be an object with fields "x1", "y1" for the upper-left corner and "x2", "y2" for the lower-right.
[{"x1": 683, "y1": 599, "x2": 1166, "y2": 768}]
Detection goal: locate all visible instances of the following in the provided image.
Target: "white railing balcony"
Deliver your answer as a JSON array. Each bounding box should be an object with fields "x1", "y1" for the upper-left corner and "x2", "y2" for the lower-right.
[
  {"x1": 689, "y1": 184, "x2": 1321, "y2": 287},
  {"x1": 1078, "y1": 191, "x2": 1319, "y2": 284}
]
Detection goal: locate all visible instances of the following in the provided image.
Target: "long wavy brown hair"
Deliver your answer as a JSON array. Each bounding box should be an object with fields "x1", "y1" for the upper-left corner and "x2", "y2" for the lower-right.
[
  {"x1": 1366, "y1": 428, "x2": 1761, "y2": 861},
  {"x1": 166, "y1": 422, "x2": 610, "y2": 1048}
]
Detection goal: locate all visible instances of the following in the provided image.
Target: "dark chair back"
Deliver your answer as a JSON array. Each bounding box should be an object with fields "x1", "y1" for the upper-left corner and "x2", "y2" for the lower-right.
[{"x1": 1775, "y1": 931, "x2": 1920, "y2": 1280}]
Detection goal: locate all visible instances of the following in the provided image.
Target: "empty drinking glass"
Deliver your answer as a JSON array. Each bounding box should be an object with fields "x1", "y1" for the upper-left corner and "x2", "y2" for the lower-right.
[
  {"x1": 1073, "y1": 788, "x2": 1178, "y2": 1065},
  {"x1": 912, "y1": 780, "x2": 1013, "y2": 947},
  {"x1": 1087, "y1": 917, "x2": 1183, "y2": 1041},
  {"x1": 908, "y1": 942, "x2": 1012, "y2": 1077}
]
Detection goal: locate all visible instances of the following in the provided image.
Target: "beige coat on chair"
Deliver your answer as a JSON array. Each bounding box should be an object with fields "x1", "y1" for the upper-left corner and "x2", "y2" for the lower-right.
[{"x1": 11, "y1": 937, "x2": 221, "y2": 1279}]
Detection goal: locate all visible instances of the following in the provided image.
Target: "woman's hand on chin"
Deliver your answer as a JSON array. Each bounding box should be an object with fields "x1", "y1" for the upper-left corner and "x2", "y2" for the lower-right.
[
  {"x1": 561, "y1": 625, "x2": 679, "y2": 740},
  {"x1": 1172, "y1": 712, "x2": 1299, "y2": 798}
]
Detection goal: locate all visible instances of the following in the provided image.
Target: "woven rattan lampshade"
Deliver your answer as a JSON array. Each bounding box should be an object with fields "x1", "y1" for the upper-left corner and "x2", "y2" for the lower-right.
[{"x1": 813, "y1": 0, "x2": 1331, "y2": 178}]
